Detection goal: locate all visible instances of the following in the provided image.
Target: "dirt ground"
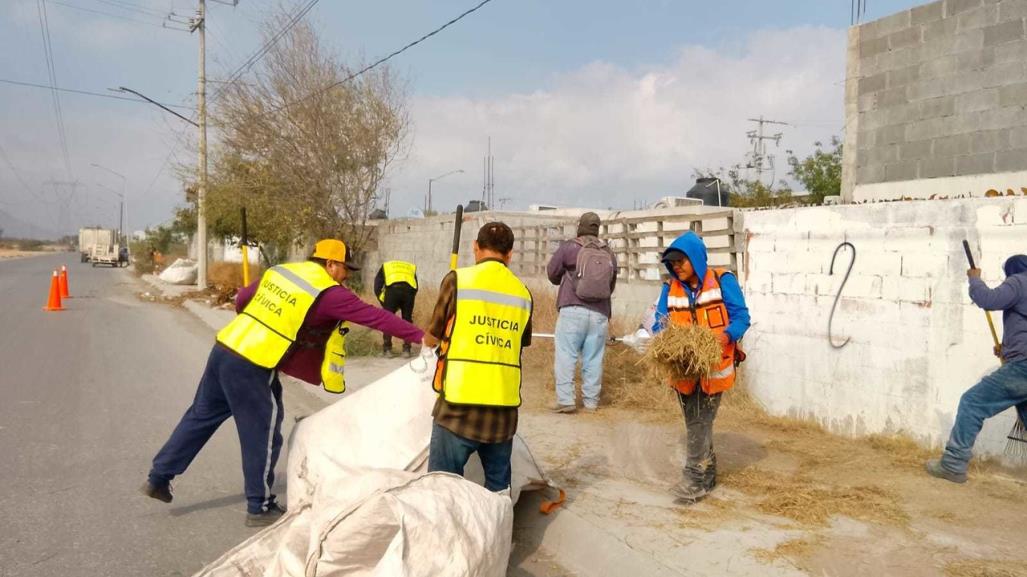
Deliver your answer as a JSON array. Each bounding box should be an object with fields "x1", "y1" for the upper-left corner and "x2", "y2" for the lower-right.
[
  {"x1": 517, "y1": 338, "x2": 1027, "y2": 577},
  {"x1": 0, "y1": 247, "x2": 44, "y2": 259}
]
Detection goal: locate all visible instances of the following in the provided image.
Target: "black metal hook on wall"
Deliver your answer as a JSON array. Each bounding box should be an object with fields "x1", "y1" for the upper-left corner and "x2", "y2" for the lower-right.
[{"x1": 828, "y1": 242, "x2": 856, "y2": 349}]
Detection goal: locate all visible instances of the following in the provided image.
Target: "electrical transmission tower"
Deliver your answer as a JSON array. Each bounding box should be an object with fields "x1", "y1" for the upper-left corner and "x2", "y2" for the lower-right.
[
  {"x1": 43, "y1": 179, "x2": 80, "y2": 233},
  {"x1": 744, "y1": 116, "x2": 788, "y2": 186}
]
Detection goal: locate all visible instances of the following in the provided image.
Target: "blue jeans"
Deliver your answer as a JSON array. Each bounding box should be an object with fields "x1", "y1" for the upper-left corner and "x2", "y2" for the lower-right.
[
  {"x1": 149, "y1": 345, "x2": 285, "y2": 514},
  {"x1": 554, "y1": 306, "x2": 609, "y2": 408},
  {"x1": 941, "y1": 360, "x2": 1027, "y2": 474},
  {"x1": 427, "y1": 423, "x2": 513, "y2": 492}
]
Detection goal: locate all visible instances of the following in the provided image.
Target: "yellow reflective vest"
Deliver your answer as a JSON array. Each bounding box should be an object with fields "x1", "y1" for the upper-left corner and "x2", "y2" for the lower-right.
[
  {"x1": 432, "y1": 260, "x2": 532, "y2": 407},
  {"x1": 217, "y1": 261, "x2": 349, "y2": 393},
  {"x1": 378, "y1": 260, "x2": 418, "y2": 302}
]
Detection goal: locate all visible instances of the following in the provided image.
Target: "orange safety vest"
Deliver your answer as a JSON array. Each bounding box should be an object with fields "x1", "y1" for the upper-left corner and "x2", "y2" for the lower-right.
[{"x1": 666, "y1": 268, "x2": 737, "y2": 395}]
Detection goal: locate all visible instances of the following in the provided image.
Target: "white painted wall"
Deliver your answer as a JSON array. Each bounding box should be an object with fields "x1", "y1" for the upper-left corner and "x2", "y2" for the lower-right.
[
  {"x1": 738, "y1": 196, "x2": 1027, "y2": 458},
  {"x1": 854, "y1": 170, "x2": 1027, "y2": 203}
]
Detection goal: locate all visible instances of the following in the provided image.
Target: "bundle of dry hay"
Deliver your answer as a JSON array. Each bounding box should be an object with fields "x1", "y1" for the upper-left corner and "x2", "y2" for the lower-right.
[{"x1": 641, "y1": 323, "x2": 722, "y2": 382}]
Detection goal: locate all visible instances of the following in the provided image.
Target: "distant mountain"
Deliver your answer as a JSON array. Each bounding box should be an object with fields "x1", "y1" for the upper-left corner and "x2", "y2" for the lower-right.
[{"x1": 0, "y1": 209, "x2": 63, "y2": 240}]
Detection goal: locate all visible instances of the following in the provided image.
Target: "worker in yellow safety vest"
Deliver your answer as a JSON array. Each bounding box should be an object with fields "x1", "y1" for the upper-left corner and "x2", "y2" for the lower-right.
[
  {"x1": 374, "y1": 260, "x2": 419, "y2": 358},
  {"x1": 141, "y1": 239, "x2": 424, "y2": 526},
  {"x1": 422, "y1": 222, "x2": 533, "y2": 493}
]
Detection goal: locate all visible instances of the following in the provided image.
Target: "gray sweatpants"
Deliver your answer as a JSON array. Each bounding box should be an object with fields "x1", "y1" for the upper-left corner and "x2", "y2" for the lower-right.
[{"x1": 677, "y1": 388, "x2": 722, "y2": 489}]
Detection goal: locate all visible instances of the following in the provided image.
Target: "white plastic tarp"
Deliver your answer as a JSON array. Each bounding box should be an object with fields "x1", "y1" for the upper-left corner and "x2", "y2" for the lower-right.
[{"x1": 194, "y1": 352, "x2": 553, "y2": 577}]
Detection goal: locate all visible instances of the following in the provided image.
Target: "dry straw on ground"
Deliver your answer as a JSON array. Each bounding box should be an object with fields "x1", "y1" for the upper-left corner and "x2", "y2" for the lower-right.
[
  {"x1": 752, "y1": 537, "x2": 821, "y2": 565},
  {"x1": 722, "y1": 467, "x2": 909, "y2": 527},
  {"x1": 945, "y1": 560, "x2": 1027, "y2": 577},
  {"x1": 641, "y1": 323, "x2": 722, "y2": 382}
]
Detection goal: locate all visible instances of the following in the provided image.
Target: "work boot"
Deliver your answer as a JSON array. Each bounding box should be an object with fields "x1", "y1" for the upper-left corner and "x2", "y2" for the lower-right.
[
  {"x1": 549, "y1": 403, "x2": 576, "y2": 414},
  {"x1": 670, "y1": 480, "x2": 709, "y2": 504},
  {"x1": 583, "y1": 404, "x2": 598, "y2": 414},
  {"x1": 245, "y1": 502, "x2": 287, "y2": 527},
  {"x1": 925, "y1": 459, "x2": 967, "y2": 484},
  {"x1": 139, "y1": 481, "x2": 173, "y2": 504}
]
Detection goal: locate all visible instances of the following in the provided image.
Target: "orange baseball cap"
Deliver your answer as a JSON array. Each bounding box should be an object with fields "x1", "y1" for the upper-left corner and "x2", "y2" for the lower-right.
[{"x1": 312, "y1": 239, "x2": 360, "y2": 270}]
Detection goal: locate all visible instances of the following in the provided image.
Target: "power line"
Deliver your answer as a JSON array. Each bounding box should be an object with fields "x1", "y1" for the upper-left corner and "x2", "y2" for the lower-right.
[
  {"x1": 90, "y1": 0, "x2": 168, "y2": 18},
  {"x1": 0, "y1": 142, "x2": 50, "y2": 206},
  {"x1": 50, "y1": 0, "x2": 167, "y2": 26},
  {"x1": 37, "y1": 0, "x2": 73, "y2": 178},
  {"x1": 212, "y1": 0, "x2": 320, "y2": 99},
  {"x1": 269, "y1": 0, "x2": 496, "y2": 115},
  {"x1": 0, "y1": 77, "x2": 195, "y2": 110}
]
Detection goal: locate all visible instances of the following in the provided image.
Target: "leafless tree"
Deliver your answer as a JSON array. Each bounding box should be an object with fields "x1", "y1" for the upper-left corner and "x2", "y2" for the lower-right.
[{"x1": 203, "y1": 16, "x2": 408, "y2": 260}]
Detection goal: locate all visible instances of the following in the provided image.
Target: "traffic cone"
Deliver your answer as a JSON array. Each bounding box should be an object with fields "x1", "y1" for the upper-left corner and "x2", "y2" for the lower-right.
[
  {"x1": 43, "y1": 269, "x2": 64, "y2": 312},
  {"x1": 59, "y1": 265, "x2": 70, "y2": 298}
]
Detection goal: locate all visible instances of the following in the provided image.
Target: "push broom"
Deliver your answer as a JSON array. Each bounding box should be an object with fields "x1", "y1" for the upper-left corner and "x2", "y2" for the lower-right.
[{"x1": 962, "y1": 240, "x2": 1027, "y2": 457}]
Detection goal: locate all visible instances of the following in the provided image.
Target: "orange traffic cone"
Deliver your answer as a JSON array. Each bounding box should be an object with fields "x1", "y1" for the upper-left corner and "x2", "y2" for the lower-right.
[
  {"x1": 59, "y1": 265, "x2": 70, "y2": 298},
  {"x1": 43, "y1": 269, "x2": 64, "y2": 312}
]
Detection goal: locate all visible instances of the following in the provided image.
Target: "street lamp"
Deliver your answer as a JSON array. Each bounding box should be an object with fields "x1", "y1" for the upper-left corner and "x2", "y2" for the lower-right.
[
  {"x1": 91, "y1": 163, "x2": 126, "y2": 241},
  {"x1": 427, "y1": 169, "x2": 464, "y2": 215},
  {"x1": 113, "y1": 84, "x2": 204, "y2": 288}
]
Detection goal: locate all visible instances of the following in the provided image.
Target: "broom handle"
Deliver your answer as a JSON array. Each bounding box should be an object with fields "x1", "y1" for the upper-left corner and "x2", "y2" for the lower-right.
[
  {"x1": 450, "y1": 205, "x2": 464, "y2": 271},
  {"x1": 962, "y1": 240, "x2": 1003, "y2": 353}
]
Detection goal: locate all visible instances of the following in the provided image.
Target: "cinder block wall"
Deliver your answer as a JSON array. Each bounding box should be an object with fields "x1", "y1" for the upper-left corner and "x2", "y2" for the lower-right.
[
  {"x1": 362, "y1": 212, "x2": 667, "y2": 326},
  {"x1": 844, "y1": 0, "x2": 1027, "y2": 201},
  {"x1": 739, "y1": 196, "x2": 1027, "y2": 458}
]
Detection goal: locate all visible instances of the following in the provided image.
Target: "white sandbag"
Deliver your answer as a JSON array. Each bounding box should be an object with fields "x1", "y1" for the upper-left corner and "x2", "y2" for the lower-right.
[
  {"x1": 158, "y1": 258, "x2": 198, "y2": 285},
  {"x1": 196, "y1": 469, "x2": 513, "y2": 577},
  {"x1": 194, "y1": 350, "x2": 554, "y2": 577}
]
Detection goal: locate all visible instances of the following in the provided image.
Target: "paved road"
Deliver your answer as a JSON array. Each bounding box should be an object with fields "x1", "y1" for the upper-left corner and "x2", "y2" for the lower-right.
[
  {"x1": 0, "y1": 254, "x2": 313, "y2": 576},
  {"x1": 0, "y1": 254, "x2": 566, "y2": 577}
]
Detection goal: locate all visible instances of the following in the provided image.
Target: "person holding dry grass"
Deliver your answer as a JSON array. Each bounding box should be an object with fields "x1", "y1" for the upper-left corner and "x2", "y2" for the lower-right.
[{"x1": 654, "y1": 231, "x2": 750, "y2": 504}]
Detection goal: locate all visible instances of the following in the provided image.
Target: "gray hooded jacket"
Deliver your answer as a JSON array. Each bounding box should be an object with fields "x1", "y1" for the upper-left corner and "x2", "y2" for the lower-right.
[{"x1": 969, "y1": 255, "x2": 1027, "y2": 362}]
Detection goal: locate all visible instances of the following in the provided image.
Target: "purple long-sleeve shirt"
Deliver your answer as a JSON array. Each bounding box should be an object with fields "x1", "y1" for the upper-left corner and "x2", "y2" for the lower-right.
[
  {"x1": 235, "y1": 280, "x2": 424, "y2": 384},
  {"x1": 546, "y1": 237, "x2": 617, "y2": 318}
]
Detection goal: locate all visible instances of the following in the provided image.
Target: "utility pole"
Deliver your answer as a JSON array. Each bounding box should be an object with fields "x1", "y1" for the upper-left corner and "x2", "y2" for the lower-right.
[
  {"x1": 481, "y1": 137, "x2": 494, "y2": 209},
  {"x1": 160, "y1": 0, "x2": 236, "y2": 286},
  {"x1": 192, "y1": 0, "x2": 208, "y2": 289},
  {"x1": 744, "y1": 116, "x2": 788, "y2": 186}
]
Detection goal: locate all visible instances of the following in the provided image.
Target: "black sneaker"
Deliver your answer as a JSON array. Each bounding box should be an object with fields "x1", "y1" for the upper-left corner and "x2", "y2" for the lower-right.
[
  {"x1": 925, "y1": 459, "x2": 967, "y2": 484},
  {"x1": 139, "y1": 481, "x2": 173, "y2": 503},
  {"x1": 670, "y1": 481, "x2": 709, "y2": 504},
  {"x1": 245, "y1": 502, "x2": 287, "y2": 527}
]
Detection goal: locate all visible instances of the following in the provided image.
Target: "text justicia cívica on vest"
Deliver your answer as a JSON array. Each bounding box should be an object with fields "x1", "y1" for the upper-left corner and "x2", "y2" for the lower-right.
[
  {"x1": 468, "y1": 315, "x2": 520, "y2": 332},
  {"x1": 256, "y1": 279, "x2": 300, "y2": 317}
]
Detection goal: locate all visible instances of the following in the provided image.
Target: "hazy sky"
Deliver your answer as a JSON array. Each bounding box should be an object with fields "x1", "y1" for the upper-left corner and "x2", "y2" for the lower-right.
[{"x1": 0, "y1": 0, "x2": 928, "y2": 234}]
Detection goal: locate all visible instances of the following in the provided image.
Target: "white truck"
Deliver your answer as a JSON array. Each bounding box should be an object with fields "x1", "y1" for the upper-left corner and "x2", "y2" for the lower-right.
[
  {"x1": 78, "y1": 227, "x2": 125, "y2": 267},
  {"x1": 78, "y1": 227, "x2": 110, "y2": 263}
]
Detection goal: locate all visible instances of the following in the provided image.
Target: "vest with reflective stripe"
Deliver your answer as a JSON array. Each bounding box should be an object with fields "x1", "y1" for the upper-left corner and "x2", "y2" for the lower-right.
[
  {"x1": 432, "y1": 260, "x2": 532, "y2": 407},
  {"x1": 217, "y1": 260, "x2": 338, "y2": 369},
  {"x1": 319, "y1": 321, "x2": 349, "y2": 393},
  {"x1": 378, "y1": 260, "x2": 417, "y2": 302},
  {"x1": 667, "y1": 268, "x2": 736, "y2": 395}
]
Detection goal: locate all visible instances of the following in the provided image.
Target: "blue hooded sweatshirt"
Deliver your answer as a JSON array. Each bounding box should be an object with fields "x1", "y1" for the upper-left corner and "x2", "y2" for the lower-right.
[
  {"x1": 652, "y1": 231, "x2": 751, "y2": 343},
  {"x1": 969, "y1": 254, "x2": 1027, "y2": 363}
]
